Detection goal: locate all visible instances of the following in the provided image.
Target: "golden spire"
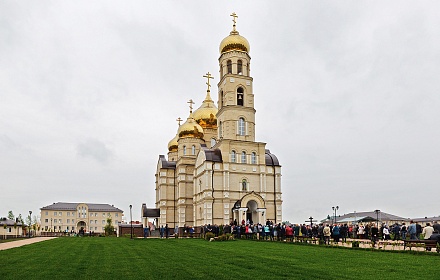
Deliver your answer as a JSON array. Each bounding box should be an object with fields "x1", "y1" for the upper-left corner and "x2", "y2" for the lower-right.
[
  {"x1": 176, "y1": 117, "x2": 183, "y2": 126},
  {"x1": 187, "y1": 99, "x2": 195, "y2": 113},
  {"x1": 230, "y1": 12, "x2": 238, "y2": 32},
  {"x1": 203, "y1": 72, "x2": 214, "y2": 93}
]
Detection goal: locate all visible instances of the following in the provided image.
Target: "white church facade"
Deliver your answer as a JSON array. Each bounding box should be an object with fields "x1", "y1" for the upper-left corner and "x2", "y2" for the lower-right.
[{"x1": 149, "y1": 14, "x2": 282, "y2": 228}]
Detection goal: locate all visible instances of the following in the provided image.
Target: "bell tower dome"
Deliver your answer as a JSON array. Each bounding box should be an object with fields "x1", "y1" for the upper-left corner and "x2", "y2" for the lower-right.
[{"x1": 217, "y1": 12, "x2": 255, "y2": 142}]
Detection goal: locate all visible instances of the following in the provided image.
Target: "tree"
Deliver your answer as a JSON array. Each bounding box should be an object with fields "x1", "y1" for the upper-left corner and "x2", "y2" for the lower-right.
[
  {"x1": 17, "y1": 214, "x2": 24, "y2": 224},
  {"x1": 7, "y1": 210, "x2": 14, "y2": 220},
  {"x1": 104, "y1": 216, "x2": 115, "y2": 236}
]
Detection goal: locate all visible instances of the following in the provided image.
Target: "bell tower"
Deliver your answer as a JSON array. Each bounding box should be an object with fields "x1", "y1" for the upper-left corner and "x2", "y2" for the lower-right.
[{"x1": 217, "y1": 13, "x2": 255, "y2": 142}]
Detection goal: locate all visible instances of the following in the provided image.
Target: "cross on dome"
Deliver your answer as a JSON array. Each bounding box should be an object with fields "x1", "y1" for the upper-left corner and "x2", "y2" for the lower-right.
[
  {"x1": 230, "y1": 12, "x2": 238, "y2": 31},
  {"x1": 176, "y1": 117, "x2": 182, "y2": 126},
  {"x1": 187, "y1": 99, "x2": 195, "y2": 113},
  {"x1": 203, "y1": 72, "x2": 214, "y2": 92}
]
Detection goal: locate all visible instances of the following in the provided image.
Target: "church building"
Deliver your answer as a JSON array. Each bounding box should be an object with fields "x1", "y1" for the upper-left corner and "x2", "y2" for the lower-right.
[{"x1": 151, "y1": 14, "x2": 282, "y2": 228}]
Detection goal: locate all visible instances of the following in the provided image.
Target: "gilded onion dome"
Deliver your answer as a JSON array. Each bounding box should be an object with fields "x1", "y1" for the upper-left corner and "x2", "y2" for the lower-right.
[
  {"x1": 193, "y1": 90, "x2": 218, "y2": 129},
  {"x1": 178, "y1": 113, "x2": 204, "y2": 139},
  {"x1": 219, "y1": 30, "x2": 250, "y2": 54},
  {"x1": 167, "y1": 134, "x2": 178, "y2": 152}
]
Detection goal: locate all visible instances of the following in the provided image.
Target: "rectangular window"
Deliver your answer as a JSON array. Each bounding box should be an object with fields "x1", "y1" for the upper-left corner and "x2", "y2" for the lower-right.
[
  {"x1": 90, "y1": 220, "x2": 93, "y2": 224},
  {"x1": 45, "y1": 219, "x2": 48, "y2": 223},
  {"x1": 54, "y1": 212, "x2": 57, "y2": 216},
  {"x1": 115, "y1": 213, "x2": 118, "y2": 217},
  {"x1": 72, "y1": 219, "x2": 75, "y2": 223},
  {"x1": 95, "y1": 220, "x2": 97, "y2": 224},
  {"x1": 45, "y1": 211, "x2": 48, "y2": 216},
  {"x1": 54, "y1": 219, "x2": 57, "y2": 224},
  {"x1": 58, "y1": 219, "x2": 61, "y2": 223},
  {"x1": 7, "y1": 228, "x2": 12, "y2": 233},
  {"x1": 67, "y1": 219, "x2": 70, "y2": 224},
  {"x1": 103, "y1": 213, "x2": 106, "y2": 217},
  {"x1": 102, "y1": 220, "x2": 105, "y2": 224},
  {"x1": 67, "y1": 212, "x2": 70, "y2": 216},
  {"x1": 59, "y1": 212, "x2": 62, "y2": 216}
]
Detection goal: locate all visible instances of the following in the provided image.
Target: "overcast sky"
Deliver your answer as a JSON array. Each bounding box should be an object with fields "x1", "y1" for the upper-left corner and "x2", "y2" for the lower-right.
[{"x1": 1, "y1": 1, "x2": 439, "y2": 224}]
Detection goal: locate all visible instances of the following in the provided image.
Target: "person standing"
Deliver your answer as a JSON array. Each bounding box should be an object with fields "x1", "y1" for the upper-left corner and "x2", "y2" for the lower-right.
[
  {"x1": 422, "y1": 223, "x2": 435, "y2": 251},
  {"x1": 383, "y1": 226, "x2": 390, "y2": 240},
  {"x1": 407, "y1": 220, "x2": 417, "y2": 240},
  {"x1": 416, "y1": 222, "x2": 422, "y2": 239},
  {"x1": 160, "y1": 225, "x2": 164, "y2": 238},
  {"x1": 165, "y1": 224, "x2": 169, "y2": 239},
  {"x1": 433, "y1": 221, "x2": 440, "y2": 233},
  {"x1": 392, "y1": 223, "x2": 400, "y2": 240},
  {"x1": 323, "y1": 224, "x2": 331, "y2": 245},
  {"x1": 400, "y1": 223, "x2": 407, "y2": 240},
  {"x1": 332, "y1": 224, "x2": 340, "y2": 243}
]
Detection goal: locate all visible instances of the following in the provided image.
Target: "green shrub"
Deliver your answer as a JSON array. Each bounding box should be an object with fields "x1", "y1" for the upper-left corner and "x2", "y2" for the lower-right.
[{"x1": 205, "y1": 232, "x2": 215, "y2": 241}]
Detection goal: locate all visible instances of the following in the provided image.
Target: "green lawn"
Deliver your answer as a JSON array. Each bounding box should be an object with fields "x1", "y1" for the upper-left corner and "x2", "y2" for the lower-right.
[{"x1": 0, "y1": 238, "x2": 438, "y2": 279}]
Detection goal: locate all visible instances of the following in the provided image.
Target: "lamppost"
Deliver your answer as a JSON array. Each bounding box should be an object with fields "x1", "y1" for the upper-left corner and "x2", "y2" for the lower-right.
[
  {"x1": 50, "y1": 218, "x2": 53, "y2": 233},
  {"x1": 332, "y1": 206, "x2": 339, "y2": 224},
  {"x1": 28, "y1": 211, "x2": 32, "y2": 238},
  {"x1": 374, "y1": 209, "x2": 380, "y2": 228},
  {"x1": 129, "y1": 205, "x2": 133, "y2": 239}
]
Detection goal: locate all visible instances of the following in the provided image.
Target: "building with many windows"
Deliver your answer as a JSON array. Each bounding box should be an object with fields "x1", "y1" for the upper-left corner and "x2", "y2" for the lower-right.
[
  {"x1": 40, "y1": 202, "x2": 123, "y2": 234},
  {"x1": 152, "y1": 14, "x2": 282, "y2": 229}
]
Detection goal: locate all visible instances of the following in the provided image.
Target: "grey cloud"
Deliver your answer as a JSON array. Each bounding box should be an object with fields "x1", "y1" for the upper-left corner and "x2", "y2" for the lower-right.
[{"x1": 77, "y1": 139, "x2": 114, "y2": 164}]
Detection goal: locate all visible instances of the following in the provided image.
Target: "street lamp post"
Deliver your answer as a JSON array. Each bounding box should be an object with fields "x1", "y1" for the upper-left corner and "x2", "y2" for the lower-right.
[
  {"x1": 28, "y1": 211, "x2": 32, "y2": 238},
  {"x1": 332, "y1": 206, "x2": 339, "y2": 224},
  {"x1": 374, "y1": 209, "x2": 380, "y2": 228},
  {"x1": 129, "y1": 205, "x2": 133, "y2": 239}
]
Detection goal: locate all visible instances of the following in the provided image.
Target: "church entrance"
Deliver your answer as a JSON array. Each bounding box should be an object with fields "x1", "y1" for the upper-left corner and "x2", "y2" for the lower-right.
[
  {"x1": 77, "y1": 221, "x2": 86, "y2": 232},
  {"x1": 246, "y1": 200, "x2": 258, "y2": 224}
]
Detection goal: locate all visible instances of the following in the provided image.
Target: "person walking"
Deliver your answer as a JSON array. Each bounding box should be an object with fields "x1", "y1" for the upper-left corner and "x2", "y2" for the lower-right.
[
  {"x1": 392, "y1": 223, "x2": 400, "y2": 240},
  {"x1": 400, "y1": 223, "x2": 407, "y2": 240}
]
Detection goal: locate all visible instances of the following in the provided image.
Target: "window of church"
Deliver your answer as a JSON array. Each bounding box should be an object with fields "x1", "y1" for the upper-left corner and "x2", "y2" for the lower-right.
[
  {"x1": 251, "y1": 152, "x2": 257, "y2": 164},
  {"x1": 227, "y1": 60, "x2": 232, "y2": 74},
  {"x1": 219, "y1": 121, "x2": 222, "y2": 138},
  {"x1": 183, "y1": 145, "x2": 186, "y2": 155},
  {"x1": 220, "y1": 63, "x2": 223, "y2": 77},
  {"x1": 237, "y1": 60, "x2": 242, "y2": 74},
  {"x1": 211, "y1": 138, "x2": 216, "y2": 147},
  {"x1": 192, "y1": 145, "x2": 196, "y2": 155},
  {"x1": 241, "y1": 151, "x2": 247, "y2": 163},
  {"x1": 242, "y1": 179, "x2": 247, "y2": 191},
  {"x1": 237, "y1": 87, "x2": 244, "y2": 106},
  {"x1": 238, "y1": 118, "x2": 245, "y2": 136},
  {"x1": 231, "y1": 150, "x2": 236, "y2": 162}
]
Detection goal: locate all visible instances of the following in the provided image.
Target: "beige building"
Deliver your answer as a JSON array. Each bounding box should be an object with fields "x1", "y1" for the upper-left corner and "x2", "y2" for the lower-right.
[
  {"x1": 153, "y1": 14, "x2": 282, "y2": 228},
  {"x1": 0, "y1": 218, "x2": 24, "y2": 239},
  {"x1": 40, "y1": 202, "x2": 123, "y2": 234}
]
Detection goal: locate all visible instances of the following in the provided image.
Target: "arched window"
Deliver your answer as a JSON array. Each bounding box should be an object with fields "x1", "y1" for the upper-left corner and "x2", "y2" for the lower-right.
[
  {"x1": 241, "y1": 151, "x2": 247, "y2": 163},
  {"x1": 238, "y1": 117, "x2": 245, "y2": 136},
  {"x1": 237, "y1": 87, "x2": 244, "y2": 106},
  {"x1": 183, "y1": 145, "x2": 186, "y2": 155},
  {"x1": 219, "y1": 121, "x2": 222, "y2": 138},
  {"x1": 251, "y1": 152, "x2": 257, "y2": 164},
  {"x1": 220, "y1": 63, "x2": 223, "y2": 77},
  {"x1": 237, "y1": 60, "x2": 242, "y2": 74},
  {"x1": 220, "y1": 91, "x2": 223, "y2": 107},
  {"x1": 192, "y1": 145, "x2": 196, "y2": 155},
  {"x1": 210, "y1": 138, "x2": 216, "y2": 147},
  {"x1": 242, "y1": 179, "x2": 247, "y2": 191},
  {"x1": 227, "y1": 60, "x2": 232, "y2": 74},
  {"x1": 231, "y1": 150, "x2": 236, "y2": 163}
]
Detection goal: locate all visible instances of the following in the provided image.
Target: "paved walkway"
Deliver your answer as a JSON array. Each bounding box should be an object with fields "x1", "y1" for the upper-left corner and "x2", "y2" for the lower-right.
[{"x1": 0, "y1": 237, "x2": 57, "y2": 251}]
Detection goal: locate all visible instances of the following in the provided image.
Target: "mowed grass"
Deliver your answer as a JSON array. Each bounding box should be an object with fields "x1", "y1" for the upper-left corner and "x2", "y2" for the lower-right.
[{"x1": 1, "y1": 238, "x2": 438, "y2": 280}]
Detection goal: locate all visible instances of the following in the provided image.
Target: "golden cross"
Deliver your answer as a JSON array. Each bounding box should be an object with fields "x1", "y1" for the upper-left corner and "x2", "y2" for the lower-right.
[
  {"x1": 230, "y1": 12, "x2": 238, "y2": 31},
  {"x1": 176, "y1": 117, "x2": 182, "y2": 126},
  {"x1": 203, "y1": 72, "x2": 214, "y2": 92},
  {"x1": 187, "y1": 99, "x2": 195, "y2": 112}
]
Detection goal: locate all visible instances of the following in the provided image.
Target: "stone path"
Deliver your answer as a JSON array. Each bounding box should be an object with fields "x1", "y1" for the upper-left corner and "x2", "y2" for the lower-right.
[{"x1": 0, "y1": 237, "x2": 57, "y2": 251}]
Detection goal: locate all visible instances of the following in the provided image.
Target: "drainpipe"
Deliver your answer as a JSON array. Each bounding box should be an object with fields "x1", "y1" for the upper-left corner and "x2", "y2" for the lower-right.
[{"x1": 173, "y1": 167, "x2": 176, "y2": 228}]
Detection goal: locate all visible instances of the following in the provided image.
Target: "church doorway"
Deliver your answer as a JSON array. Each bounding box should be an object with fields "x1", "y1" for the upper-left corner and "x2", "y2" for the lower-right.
[{"x1": 246, "y1": 200, "x2": 258, "y2": 224}]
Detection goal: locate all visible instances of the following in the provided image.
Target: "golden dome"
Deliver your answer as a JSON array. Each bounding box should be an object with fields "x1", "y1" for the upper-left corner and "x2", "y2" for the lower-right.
[
  {"x1": 219, "y1": 30, "x2": 250, "y2": 54},
  {"x1": 167, "y1": 134, "x2": 178, "y2": 152},
  {"x1": 193, "y1": 91, "x2": 218, "y2": 128},
  {"x1": 178, "y1": 114, "x2": 204, "y2": 139}
]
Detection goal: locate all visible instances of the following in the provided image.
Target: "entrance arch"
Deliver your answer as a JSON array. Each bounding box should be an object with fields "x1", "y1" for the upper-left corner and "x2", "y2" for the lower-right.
[
  {"x1": 233, "y1": 192, "x2": 267, "y2": 225},
  {"x1": 246, "y1": 200, "x2": 258, "y2": 224},
  {"x1": 77, "y1": 221, "x2": 86, "y2": 231}
]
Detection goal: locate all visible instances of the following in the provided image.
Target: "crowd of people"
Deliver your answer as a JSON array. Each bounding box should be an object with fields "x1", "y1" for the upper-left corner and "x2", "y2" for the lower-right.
[{"x1": 197, "y1": 219, "x2": 440, "y2": 245}]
